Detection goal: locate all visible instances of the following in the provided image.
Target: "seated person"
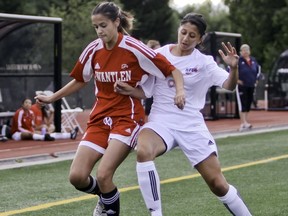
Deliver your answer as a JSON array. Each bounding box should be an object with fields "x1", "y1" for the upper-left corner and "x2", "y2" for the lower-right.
[
  {"x1": 31, "y1": 98, "x2": 55, "y2": 134},
  {"x1": 11, "y1": 98, "x2": 78, "y2": 141},
  {"x1": 11, "y1": 98, "x2": 55, "y2": 141}
]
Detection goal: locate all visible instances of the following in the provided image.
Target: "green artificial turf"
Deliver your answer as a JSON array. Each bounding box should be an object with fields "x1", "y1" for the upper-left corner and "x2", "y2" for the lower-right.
[{"x1": 0, "y1": 130, "x2": 287, "y2": 215}]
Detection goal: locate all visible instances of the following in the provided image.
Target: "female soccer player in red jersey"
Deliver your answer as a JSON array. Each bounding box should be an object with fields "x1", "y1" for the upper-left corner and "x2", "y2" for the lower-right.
[{"x1": 35, "y1": 2, "x2": 185, "y2": 216}]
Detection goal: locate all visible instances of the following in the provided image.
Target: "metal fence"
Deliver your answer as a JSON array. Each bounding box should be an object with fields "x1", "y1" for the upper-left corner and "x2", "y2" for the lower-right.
[
  {"x1": 267, "y1": 49, "x2": 288, "y2": 110},
  {"x1": 0, "y1": 13, "x2": 62, "y2": 131},
  {"x1": 200, "y1": 31, "x2": 242, "y2": 120}
]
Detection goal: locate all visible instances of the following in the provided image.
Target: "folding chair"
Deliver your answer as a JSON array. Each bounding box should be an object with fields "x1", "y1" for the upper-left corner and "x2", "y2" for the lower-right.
[
  {"x1": 60, "y1": 96, "x2": 84, "y2": 134},
  {"x1": 39, "y1": 90, "x2": 84, "y2": 134}
]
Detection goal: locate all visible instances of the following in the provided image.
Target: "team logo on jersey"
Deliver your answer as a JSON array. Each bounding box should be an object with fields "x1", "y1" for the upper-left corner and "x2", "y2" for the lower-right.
[
  {"x1": 167, "y1": 77, "x2": 175, "y2": 88},
  {"x1": 121, "y1": 64, "x2": 128, "y2": 69},
  {"x1": 103, "y1": 117, "x2": 113, "y2": 128},
  {"x1": 94, "y1": 63, "x2": 100, "y2": 70},
  {"x1": 95, "y1": 70, "x2": 132, "y2": 82},
  {"x1": 185, "y1": 67, "x2": 198, "y2": 75}
]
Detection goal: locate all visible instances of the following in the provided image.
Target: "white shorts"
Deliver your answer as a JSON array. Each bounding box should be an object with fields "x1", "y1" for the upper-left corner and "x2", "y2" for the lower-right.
[{"x1": 141, "y1": 122, "x2": 218, "y2": 167}]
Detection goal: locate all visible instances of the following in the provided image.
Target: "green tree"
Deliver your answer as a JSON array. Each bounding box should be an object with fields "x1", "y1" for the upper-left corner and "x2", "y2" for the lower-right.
[
  {"x1": 0, "y1": 0, "x2": 178, "y2": 71},
  {"x1": 120, "y1": 0, "x2": 179, "y2": 44},
  {"x1": 224, "y1": 0, "x2": 288, "y2": 74},
  {"x1": 47, "y1": 0, "x2": 98, "y2": 72},
  {"x1": 0, "y1": 0, "x2": 64, "y2": 15},
  {"x1": 179, "y1": 0, "x2": 231, "y2": 33},
  {"x1": 0, "y1": 0, "x2": 98, "y2": 72}
]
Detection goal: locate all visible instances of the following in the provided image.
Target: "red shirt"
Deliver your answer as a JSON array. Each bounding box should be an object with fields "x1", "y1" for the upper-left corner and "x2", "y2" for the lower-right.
[
  {"x1": 30, "y1": 104, "x2": 43, "y2": 127},
  {"x1": 11, "y1": 108, "x2": 35, "y2": 134},
  {"x1": 70, "y1": 33, "x2": 175, "y2": 126}
]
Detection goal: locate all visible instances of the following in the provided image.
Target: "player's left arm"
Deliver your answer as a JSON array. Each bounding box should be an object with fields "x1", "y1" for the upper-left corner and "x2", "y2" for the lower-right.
[{"x1": 219, "y1": 42, "x2": 239, "y2": 91}]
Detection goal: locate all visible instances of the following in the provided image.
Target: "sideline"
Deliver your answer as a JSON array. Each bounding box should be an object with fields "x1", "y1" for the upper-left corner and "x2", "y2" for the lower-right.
[
  {"x1": 1, "y1": 154, "x2": 288, "y2": 216},
  {"x1": 1, "y1": 126, "x2": 288, "y2": 170}
]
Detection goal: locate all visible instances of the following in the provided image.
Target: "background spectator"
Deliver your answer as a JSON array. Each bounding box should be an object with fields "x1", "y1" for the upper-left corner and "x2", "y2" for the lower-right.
[
  {"x1": 10, "y1": 98, "x2": 55, "y2": 141},
  {"x1": 236, "y1": 44, "x2": 261, "y2": 131},
  {"x1": 31, "y1": 96, "x2": 79, "y2": 140},
  {"x1": 11, "y1": 98, "x2": 78, "y2": 141},
  {"x1": 31, "y1": 92, "x2": 55, "y2": 134}
]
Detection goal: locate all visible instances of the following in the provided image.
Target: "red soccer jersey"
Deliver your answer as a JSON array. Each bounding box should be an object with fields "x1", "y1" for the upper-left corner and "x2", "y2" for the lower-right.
[
  {"x1": 30, "y1": 104, "x2": 43, "y2": 127},
  {"x1": 70, "y1": 33, "x2": 176, "y2": 126},
  {"x1": 11, "y1": 108, "x2": 35, "y2": 134}
]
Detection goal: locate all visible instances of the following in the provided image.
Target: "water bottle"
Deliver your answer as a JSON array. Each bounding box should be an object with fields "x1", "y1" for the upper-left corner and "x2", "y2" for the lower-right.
[{"x1": 41, "y1": 127, "x2": 47, "y2": 135}]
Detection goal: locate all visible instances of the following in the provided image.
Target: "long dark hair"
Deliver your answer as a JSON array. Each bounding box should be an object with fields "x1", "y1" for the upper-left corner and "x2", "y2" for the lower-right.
[
  {"x1": 91, "y1": 1, "x2": 134, "y2": 35},
  {"x1": 181, "y1": 13, "x2": 207, "y2": 37}
]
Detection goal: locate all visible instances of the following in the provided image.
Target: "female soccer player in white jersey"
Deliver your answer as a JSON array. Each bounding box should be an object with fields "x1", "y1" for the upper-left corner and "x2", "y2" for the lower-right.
[
  {"x1": 115, "y1": 13, "x2": 252, "y2": 216},
  {"x1": 35, "y1": 2, "x2": 185, "y2": 216}
]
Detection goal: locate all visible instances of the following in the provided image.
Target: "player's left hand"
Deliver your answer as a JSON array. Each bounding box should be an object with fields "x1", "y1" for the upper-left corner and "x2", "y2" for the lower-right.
[
  {"x1": 218, "y1": 42, "x2": 239, "y2": 69},
  {"x1": 174, "y1": 89, "x2": 185, "y2": 110}
]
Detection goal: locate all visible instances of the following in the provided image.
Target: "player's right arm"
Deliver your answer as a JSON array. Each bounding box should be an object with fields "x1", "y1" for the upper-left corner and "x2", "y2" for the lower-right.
[
  {"x1": 35, "y1": 80, "x2": 86, "y2": 104},
  {"x1": 36, "y1": 40, "x2": 99, "y2": 104}
]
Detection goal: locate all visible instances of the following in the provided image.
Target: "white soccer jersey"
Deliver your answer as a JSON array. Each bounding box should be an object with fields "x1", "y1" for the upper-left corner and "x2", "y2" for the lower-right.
[{"x1": 142, "y1": 45, "x2": 229, "y2": 131}]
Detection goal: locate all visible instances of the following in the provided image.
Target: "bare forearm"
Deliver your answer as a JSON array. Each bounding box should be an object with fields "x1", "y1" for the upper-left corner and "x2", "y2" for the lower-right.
[
  {"x1": 171, "y1": 69, "x2": 186, "y2": 109},
  {"x1": 114, "y1": 81, "x2": 146, "y2": 99},
  {"x1": 172, "y1": 69, "x2": 184, "y2": 94},
  {"x1": 50, "y1": 79, "x2": 86, "y2": 102},
  {"x1": 35, "y1": 79, "x2": 86, "y2": 105},
  {"x1": 130, "y1": 86, "x2": 147, "y2": 99},
  {"x1": 223, "y1": 66, "x2": 238, "y2": 90}
]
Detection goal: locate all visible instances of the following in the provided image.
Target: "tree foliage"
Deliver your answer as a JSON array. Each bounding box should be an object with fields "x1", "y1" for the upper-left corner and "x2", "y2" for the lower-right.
[
  {"x1": 0, "y1": 0, "x2": 118, "y2": 72},
  {"x1": 0, "y1": 0, "x2": 60, "y2": 15},
  {"x1": 224, "y1": 0, "x2": 288, "y2": 73},
  {"x1": 2, "y1": 0, "x2": 288, "y2": 76},
  {"x1": 179, "y1": 0, "x2": 231, "y2": 33},
  {"x1": 46, "y1": 0, "x2": 99, "y2": 72},
  {"x1": 0, "y1": 0, "x2": 178, "y2": 71},
  {"x1": 120, "y1": 0, "x2": 179, "y2": 44}
]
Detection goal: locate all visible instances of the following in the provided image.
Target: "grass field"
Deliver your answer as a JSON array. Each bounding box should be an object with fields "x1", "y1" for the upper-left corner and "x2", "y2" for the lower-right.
[{"x1": 0, "y1": 130, "x2": 288, "y2": 216}]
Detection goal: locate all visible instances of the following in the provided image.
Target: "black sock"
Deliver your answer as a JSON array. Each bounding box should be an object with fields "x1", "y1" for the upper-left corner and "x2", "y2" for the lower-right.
[
  {"x1": 75, "y1": 175, "x2": 101, "y2": 195},
  {"x1": 101, "y1": 187, "x2": 120, "y2": 216}
]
